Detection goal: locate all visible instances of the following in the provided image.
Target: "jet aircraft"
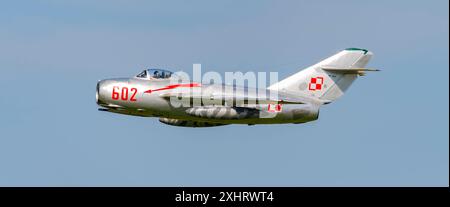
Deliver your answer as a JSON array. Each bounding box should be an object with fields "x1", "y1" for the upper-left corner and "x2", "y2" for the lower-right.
[{"x1": 96, "y1": 48, "x2": 378, "y2": 127}]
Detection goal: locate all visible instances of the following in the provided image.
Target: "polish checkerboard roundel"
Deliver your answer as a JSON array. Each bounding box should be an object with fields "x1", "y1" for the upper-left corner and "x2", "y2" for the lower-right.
[{"x1": 308, "y1": 77, "x2": 324, "y2": 91}]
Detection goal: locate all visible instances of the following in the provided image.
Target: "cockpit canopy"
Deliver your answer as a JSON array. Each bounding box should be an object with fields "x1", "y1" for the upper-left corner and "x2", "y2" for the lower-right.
[{"x1": 135, "y1": 69, "x2": 173, "y2": 79}]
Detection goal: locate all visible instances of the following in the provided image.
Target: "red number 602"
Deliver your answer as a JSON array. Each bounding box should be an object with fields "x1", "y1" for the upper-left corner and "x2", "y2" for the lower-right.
[{"x1": 112, "y1": 86, "x2": 137, "y2": 101}]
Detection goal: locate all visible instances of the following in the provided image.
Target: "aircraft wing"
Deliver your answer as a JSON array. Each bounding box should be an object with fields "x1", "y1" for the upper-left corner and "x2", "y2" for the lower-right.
[{"x1": 159, "y1": 90, "x2": 322, "y2": 105}]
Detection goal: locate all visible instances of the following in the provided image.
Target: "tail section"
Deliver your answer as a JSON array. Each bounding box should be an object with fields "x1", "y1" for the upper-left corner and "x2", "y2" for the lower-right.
[{"x1": 268, "y1": 48, "x2": 376, "y2": 103}]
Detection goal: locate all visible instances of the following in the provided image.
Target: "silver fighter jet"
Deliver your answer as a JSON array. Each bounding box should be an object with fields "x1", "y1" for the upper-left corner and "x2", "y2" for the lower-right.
[{"x1": 96, "y1": 48, "x2": 378, "y2": 127}]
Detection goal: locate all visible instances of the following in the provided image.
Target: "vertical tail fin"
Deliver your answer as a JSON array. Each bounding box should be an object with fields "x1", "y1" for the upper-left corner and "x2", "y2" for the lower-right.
[{"x1": 268, "y1": 48, "x2": 376, "y2": 103}]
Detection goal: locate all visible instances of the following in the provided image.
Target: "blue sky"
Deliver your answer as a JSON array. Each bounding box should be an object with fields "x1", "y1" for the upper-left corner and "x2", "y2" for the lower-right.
[{"x1": 0, "y1": 0, "x2": 448, "y2": 186}]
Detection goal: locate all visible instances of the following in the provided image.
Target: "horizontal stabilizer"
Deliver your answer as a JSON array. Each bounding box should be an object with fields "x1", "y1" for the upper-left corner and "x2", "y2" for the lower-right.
[{"x1": 321, "y1": 67, "x2": 380, "y2": 76}]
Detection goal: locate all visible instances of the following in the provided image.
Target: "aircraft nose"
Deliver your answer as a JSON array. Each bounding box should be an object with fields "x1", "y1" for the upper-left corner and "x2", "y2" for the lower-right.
[
  {"x1": 96, "y1": 79, "x2": 116, "y2": 106},
  {"x1": 96, "y1": 80, "x2": 102, "y2": 105},
  {"x1": 96, "y1": 80, "x2": 108, "y2": 105}
]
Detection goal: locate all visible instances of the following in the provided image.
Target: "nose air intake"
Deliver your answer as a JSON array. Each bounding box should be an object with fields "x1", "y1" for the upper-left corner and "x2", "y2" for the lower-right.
[
  {"x1": 96, "y1": 80, "x2": 106, "y2": 105},
  {"x1": 96, "y1": 81, "x2": 99, "y2": 104}
]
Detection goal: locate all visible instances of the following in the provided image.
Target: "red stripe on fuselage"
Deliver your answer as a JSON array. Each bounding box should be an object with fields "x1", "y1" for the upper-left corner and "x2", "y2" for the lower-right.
[{"x1": 144, "y1": 83, "x2": 201, "y2": 94}]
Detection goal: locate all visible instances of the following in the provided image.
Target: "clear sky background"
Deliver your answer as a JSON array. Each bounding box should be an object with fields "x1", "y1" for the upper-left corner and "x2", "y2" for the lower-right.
[{"x1": 0, "y1": 0, "x2": 448, "y2": 186}]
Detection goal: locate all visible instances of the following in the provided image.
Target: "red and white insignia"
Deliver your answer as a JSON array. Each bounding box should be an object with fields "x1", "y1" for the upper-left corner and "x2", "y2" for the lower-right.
[
  {"x1": 308, "y1": 77, "x2": 324, "y2": 91},
  {"x1": 268, "y1": 104, "x2": 282, "y2": 112}
]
